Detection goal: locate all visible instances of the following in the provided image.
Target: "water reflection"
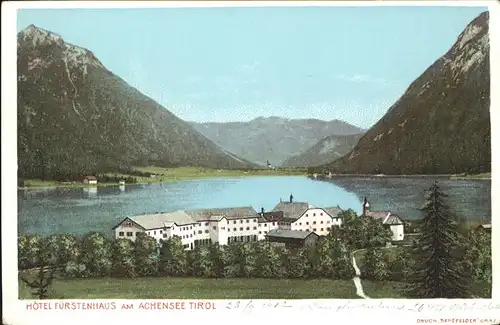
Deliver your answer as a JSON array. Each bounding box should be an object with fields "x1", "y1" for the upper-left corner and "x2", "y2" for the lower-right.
[{"x1": 83, "y1": 187, "x2": 98, "y2": 196}]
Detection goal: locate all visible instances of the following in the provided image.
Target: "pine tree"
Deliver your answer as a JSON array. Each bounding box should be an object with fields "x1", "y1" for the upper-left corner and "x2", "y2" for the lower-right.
[{"x1": 406, "y1": 181, "x2": 469, "y2": 298}]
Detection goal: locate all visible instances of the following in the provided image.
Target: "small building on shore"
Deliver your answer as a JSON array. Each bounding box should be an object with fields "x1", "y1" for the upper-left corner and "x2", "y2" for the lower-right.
[
  {"x1": 83, "y1": 176, "x2": 97, "y2": 185},
  {"x1": 265, "y1": 229, "x2": 319, "y2": 249},
  {"x1": 476, "y1": 223, "x2": 491, "y2": 233}
]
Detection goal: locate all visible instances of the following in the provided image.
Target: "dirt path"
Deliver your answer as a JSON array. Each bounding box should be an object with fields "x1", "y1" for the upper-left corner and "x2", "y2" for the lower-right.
[{"x1": 351, "y1": 255, "x2": 370, "y2": 299}]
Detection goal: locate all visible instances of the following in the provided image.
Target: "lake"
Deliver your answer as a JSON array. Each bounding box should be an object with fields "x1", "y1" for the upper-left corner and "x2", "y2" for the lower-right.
[{"x1": 17, "y1": 176, "x2": 491, "y2": 236}]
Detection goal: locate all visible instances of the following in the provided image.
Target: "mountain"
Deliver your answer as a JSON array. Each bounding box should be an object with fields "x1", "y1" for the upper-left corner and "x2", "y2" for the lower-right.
[
  {"x1": 314, "y1": 12, "x2": 490, "y2": 175},
  {"x1": 281, "y1": 133, "x2": 363, "y2": 168},
  {"x1": 17, "y1": 25, "x2": 256, "y2": 180},
  {"x1": 190, "y1": 117, "x2": 364, "y2": 166}
]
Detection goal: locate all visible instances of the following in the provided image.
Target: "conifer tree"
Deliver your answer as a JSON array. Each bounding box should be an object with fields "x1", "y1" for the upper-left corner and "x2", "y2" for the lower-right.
[{"x1": 406, "y1": 181, "x2": 469, "y2": 298}]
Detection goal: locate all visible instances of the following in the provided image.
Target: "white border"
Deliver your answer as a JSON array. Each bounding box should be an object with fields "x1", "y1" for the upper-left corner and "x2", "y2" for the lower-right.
[{"x1": 2, "y1": 2, "x2": 499, "y2": 325}]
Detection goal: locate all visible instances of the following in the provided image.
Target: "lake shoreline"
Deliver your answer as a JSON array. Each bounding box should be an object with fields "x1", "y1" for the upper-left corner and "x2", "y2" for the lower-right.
[
  {"x1": 19, "y1": 173, "x2": 491, "y2": 190},
  {"x1": 312, "y1": 173, "x2": 491, "y2": 180},
  {"x1": 19, "y1": 174, "x2": 307, "y2": 190}
]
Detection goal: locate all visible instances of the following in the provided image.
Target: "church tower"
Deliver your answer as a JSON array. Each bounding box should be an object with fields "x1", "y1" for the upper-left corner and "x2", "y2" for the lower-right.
[{"x1": 363, "y1": 197, "x2": 370, "y2": 215}]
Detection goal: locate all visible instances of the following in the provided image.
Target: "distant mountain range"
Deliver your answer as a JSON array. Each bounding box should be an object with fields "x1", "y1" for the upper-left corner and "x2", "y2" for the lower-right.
[
  {"x1": 17, "y1": 25, "x2": 256, "y2": 180},
  {"x1": 17, "y1": 11, "x2": 490, "y2": 179},
  {"x1": 313, "y1": 11, "x2": 490, "y2": 175},
  {"x1": 190, "y1": 117, "x2": 364, "y2": 166},
  {"x1": 281, "y1": 133, "x2": 363, "y2": 168}
]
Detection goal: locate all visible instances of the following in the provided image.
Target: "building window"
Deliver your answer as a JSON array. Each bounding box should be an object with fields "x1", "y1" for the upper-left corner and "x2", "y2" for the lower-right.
[
  {"x1": 228, "y1": 228, "x2": 230, "y2": 232},
  {"x1": 246, "y1": 220, "x2": 249, "y2": 223},
  {"x1": 240, "y1": 220, "x2": 243, "y2": 224},
  {"x1": 258, "y1": 224, "x2": 261, "y2": 227},
  {"x1": 119, "y1": 232, "x2": 124, "y2": 236},
  {"x1": 205, "y1": 222, "x2": 209, "y2": 226},
  {"x1": 320, "y1": 213, "x2": 323, "y2": 216},
  {"x1": 190, "y1": 226, "x2": 193, "y2": 229},
  {"x1": 198, "y1": 230, "x2": 202, "y2": 234},
  {"x1": 240, "y1": 227, "x2": 243, "y2": 231},
  {"x1": 212, "y1": 226, "x2": 217, "y2": 230},
  {"x1": 253, "y1": 227, "x2": 257, "y2": 230},
  {"x1": 233, "y1": 221, "x2": 236, "y2": 224},
  {"x1": 306, "y1": 222, "x2": 309, "y2": 225},
  {"x1": 313, "y1": 228, "x2": 316, "y2": 232},
  {"x1": 259, "y1": 231, "x2": 262, "y2": 234},
  {"x1": 124, "y1": 221, "x2": 132, "y2": 227},
  {"x1": 154, "y1": 231, "x2": 156, "y2": 235},
  {"x1": 190, "y1": 234, "x2": 193, "y2": 237},
  {"x1": 327, "y1": 227, "x2": 331, "y2": 231},
  {"x1": 126, "y1": 232, "x2": 133, "y2": 237},
  {"x1": 313, "y1": 213, "x2": 316, "y2": 216},
  {"x1": 321, "y1": 228, "x2": 324, "y2": 231},
  {"x1": 160, "y1": 230, "x2": 163, "y2": 234},
  {"x1": 246, "y1": 227, "x2": 250, "y2": 230},
  {"x1": 254, "y1": 219, "x2": 257, "y2": 222},
  {"x1": 265, "y1": 224, "x2": 268, "y2": 227},
  {"x1": 320, "y1": 221, "x2": 324, "y2": 224},
  {"x1": 163, "y1": 233, "x2": 167, "y2": 238},
  {"x1": 205, "y1": 230, "x2": 209, "y2": 233},
  {"x1": 221, "y1": 227, "x2": 225, "y2": 230},
  {"x1": 313, "y1": 221, "x2": 316, "y2": 225},
  {"x1": 272, "y1": 222, "x2": 276, "y2": 226},
  {"x1": 233, "y1": 228, "x2": 237, "y2": 231},
  {"x1": 299, "y1": 223, "x2": 302, "y2": 226}
]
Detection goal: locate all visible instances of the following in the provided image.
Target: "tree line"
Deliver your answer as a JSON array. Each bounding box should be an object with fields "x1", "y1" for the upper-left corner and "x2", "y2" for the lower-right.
[{"x1": 18, "y1": 209, "x2": 393, "y2": 299}]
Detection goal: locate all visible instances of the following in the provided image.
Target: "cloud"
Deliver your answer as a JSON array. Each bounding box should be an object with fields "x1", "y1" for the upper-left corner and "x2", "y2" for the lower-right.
[{"x1": 334, "y1": 74, "x2": 395, "y2": 88}]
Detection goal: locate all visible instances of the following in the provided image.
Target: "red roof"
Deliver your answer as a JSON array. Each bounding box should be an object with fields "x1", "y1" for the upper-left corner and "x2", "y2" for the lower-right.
[{"x1": 365, "y1": 211, "x2": 390, "y2": 220}]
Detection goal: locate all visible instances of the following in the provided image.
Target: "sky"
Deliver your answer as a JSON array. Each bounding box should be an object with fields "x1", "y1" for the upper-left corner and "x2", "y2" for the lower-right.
[{"x1": 17, "y1": 6, "x2": 487, "y2": 129}]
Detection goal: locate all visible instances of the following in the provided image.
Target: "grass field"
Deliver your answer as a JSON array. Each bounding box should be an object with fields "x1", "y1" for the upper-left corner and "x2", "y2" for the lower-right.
[
  {"x1": 362, "y1": 281, "x2": 407, "y2": 298},
  {"x1": 22, "y1": 167, "x2": 308, "y2": 188},
  {"x1": 18, "y1": 277, "x2": 360, "y2": 299},
  {"x1": 18, "y1": 273, "x2": 490, "y2": 299}
]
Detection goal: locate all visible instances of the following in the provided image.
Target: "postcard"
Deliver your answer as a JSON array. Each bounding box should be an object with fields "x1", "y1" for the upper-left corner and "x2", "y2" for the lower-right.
[{"x1": 2, "y1": 1, "x2": 499, "y2": 325}]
